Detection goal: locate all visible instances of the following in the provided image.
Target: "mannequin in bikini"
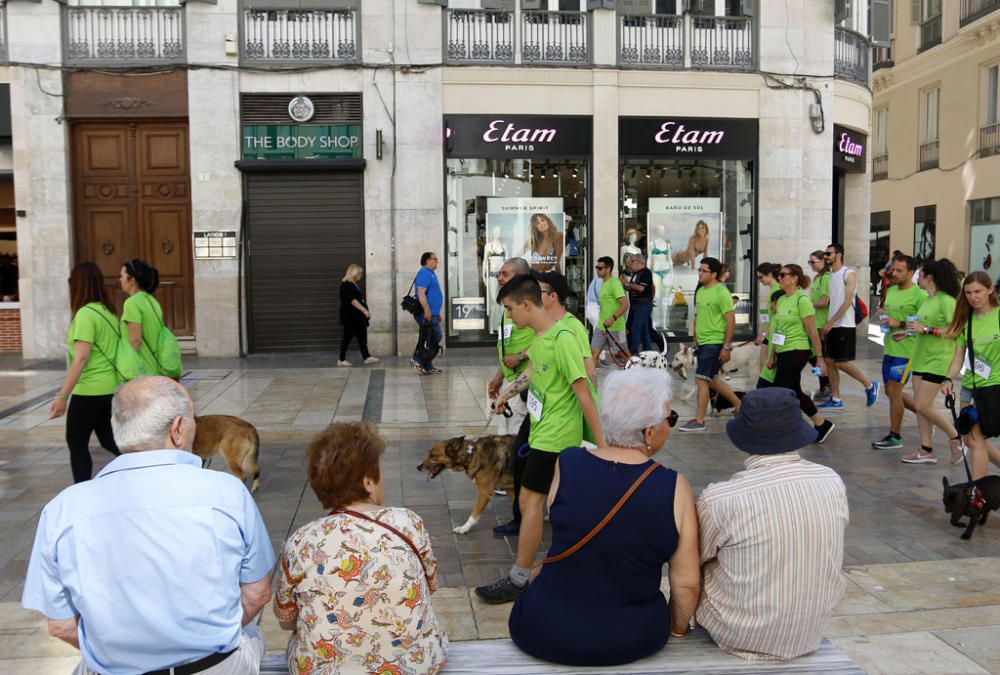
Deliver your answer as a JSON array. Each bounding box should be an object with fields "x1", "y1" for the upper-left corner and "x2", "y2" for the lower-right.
[
  {"x1": 621, "y1": 229, "x2": 641, "y2": 271},
  {"x1": 484, "y1": 227, "x2": 507, "y2": 333},
  {"x1": 648, "y1": 223, "x2": 673, "y2": 330}
]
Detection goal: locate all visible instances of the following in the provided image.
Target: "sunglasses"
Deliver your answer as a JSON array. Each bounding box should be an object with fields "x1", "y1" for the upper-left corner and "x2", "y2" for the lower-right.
[
  {"x1": 777, "y1": 271, "x2": 791, "y2": 278},
  {"x1": 595, "y1": 265, "x2": 606, "y2": 270},
  {"x1": 666, "y1": 410, "x2": 679, "y2": 427}
]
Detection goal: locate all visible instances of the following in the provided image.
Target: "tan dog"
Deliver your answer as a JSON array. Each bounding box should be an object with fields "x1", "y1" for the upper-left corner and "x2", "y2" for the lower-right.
[
  {"x1": 193, "y1": 415, "x2": 261, "y2": 494},
  {"x1": 417, "y1": 434, "x2": 515, "y2": 534}
]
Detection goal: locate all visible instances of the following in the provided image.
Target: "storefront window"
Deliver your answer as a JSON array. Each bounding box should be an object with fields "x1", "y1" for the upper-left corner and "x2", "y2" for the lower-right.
[
  {"x1": 970, "y1": 197, "x2": 1000, "y2": 278},
  {"x1": 444, "y1": 115, "x2": 592, "y2": 344},
  {"x1": 618, "y1": 117, "x2": 757, "y2": 341}
]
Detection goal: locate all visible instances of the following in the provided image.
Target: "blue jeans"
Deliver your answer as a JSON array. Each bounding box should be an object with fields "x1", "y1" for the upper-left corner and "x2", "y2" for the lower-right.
[
  {"x1": 627, "y1": 301, "x2": 654, "y2": 354},
  {"x1": 413, "y1": 315, "x2": 442, "y2": 369}
]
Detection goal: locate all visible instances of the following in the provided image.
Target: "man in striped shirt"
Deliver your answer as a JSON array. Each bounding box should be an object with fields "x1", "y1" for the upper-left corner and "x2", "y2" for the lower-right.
[{"x1": 696, "y1": 388, "x2": 848, "y2": 661}]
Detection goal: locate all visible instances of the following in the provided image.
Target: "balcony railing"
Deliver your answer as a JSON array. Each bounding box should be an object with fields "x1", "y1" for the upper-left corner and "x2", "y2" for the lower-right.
[
  {"x1": 521, "y1": 10, "x2": 589, "y2": 65},
  {"x1": 919, "y1": 140, "x2": 939, "y2": 170},
  {"x1": 961, "y1": 0, "x2": 1000, "y2": 27},
  {"x1": 241, "y1": 6, "x2": 358, "y2": 64},
  {"x1": 873, "y1": 154, "x2": 888, "y2": 181},
  {"x1": 919, "y1": 14, "x2": 942, "y2": 52},
  {"x1": 445, "y1": 9, "x2": 513, "y2": 64},
  {"x1": 619, "y1": 14, "x2": 685, "y2": 67},
  {"x1": 834, "y1": 27, "x2": 869, "y2": 85},
  {"x1": 63, "y1": 5, "x2": 185, "y2": 65},
  {"x1": 872, "y1": 44, "x2": 893, "y2": 71},
  {"x1": 981, "y1": 123, "x2": 1000, "y2": 158},
  {"x1": 688, "y1": 15, "x2": 753, "y2": 69}
]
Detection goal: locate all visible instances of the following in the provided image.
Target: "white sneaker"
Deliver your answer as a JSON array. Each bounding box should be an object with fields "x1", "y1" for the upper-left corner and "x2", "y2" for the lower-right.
[
  {"x1": 363, "y1": 357, "x2": 379, "y2": 365},
  {"x1": 337, "y1": 360, "x2": 353, "y2": 367}
]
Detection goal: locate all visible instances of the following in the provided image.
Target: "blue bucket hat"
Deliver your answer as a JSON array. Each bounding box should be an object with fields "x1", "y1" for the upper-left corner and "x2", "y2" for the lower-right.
[{"x1": 726, "y1": 388, "x2": 817, "y2": 455}]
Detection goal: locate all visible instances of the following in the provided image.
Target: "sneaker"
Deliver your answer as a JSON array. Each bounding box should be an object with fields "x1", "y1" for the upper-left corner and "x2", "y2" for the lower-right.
[
  {"x1": 815, "y1": 420, "x2": 835, "y2": 444},
  {"x1": 950, "y1": 438, "x2": 966, "y2": 465},
  {"x1": 901, "y1": 450, "x2": 937, "y2": 464},
  {"x1": 363, "y1": 357, "x2": 380, "y2": 365},
  {"x1": 678, "y1": 420, "x2": 706, "y2": 433},
  {"x1": 337, "y1": 360, "x2": 352, "y2": 367},
  {"x1": 817, "y1": 398, "x2": 844, "y2": 410},
  {"x1": 410, "y1": 358, "x2": 422, "y2": 371},
  {"x1": 475, "y1": 575, "x2": 527, "y2": 604},
  {"x1": 423, "y1": 367, "x2": 443, "y2": 375},
  {"x1": 492, "y1": 520, "x2": 520, "y2": 536},
  {"x1": 866, "y1": 381, "x2": 880, "y2": 407},
  {"x1": 872, "y1": 433, "x2": 903, "y2": 450},
  {"x1": 813, "y1": 389, "x2": 832, "y2": 405}
]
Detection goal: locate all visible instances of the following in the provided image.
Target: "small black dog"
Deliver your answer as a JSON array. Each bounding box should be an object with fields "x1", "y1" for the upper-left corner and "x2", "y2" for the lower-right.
[
  {"x1": 709, "y1": 389, "x2": 746, "y2": 415},
  {"x1": 942, "y1": 476, "x2": 1000, "y2": 540}
]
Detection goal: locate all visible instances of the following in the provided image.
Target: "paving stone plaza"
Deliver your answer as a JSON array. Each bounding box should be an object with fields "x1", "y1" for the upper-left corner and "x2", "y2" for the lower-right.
[{"x1": 2, "y1": 344, "x2": 1000, "y2": 674}]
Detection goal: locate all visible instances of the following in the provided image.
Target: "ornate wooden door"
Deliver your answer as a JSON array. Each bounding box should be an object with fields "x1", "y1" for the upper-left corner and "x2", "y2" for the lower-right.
[{"x1": 72, "y1": 122, "x2": 194, "y2": 335}]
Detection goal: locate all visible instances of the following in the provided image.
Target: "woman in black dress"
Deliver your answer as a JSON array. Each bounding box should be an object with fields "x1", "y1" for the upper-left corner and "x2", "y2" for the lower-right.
[{"x1": 338, "y1": 264, "x2": 378, "y2": 367}]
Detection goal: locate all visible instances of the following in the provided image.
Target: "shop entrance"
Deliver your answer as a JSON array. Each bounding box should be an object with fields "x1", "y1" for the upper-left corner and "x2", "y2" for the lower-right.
[
  {"x1": 71, "y1": 121, "x2": 195, "y2": 335},
  {"x1": 243, "y1": 169, "x2": 364, "y2": 352}
]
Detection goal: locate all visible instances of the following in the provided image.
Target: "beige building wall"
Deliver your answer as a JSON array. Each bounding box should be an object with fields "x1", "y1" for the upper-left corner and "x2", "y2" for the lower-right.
[{"x1": 871, "y1": 4, "x2": 1000, "y2": 273}]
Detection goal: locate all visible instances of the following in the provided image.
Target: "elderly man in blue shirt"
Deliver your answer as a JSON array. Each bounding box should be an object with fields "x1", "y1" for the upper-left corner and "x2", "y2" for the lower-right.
[{"x1": 22, "y1": 376, "x2": 275, "y2": 675}]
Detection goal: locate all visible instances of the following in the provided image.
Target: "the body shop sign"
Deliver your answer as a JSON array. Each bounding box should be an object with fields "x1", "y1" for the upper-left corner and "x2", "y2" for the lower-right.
[
  {"x1": 833, "y1": 124, "x2": 866, "y2": 173},
  {"x1": 445, "y1": 115, "x2": 592, "y2": 158},
  {"x1": 619, "y1": 117, "x2": 758, "y2": 158},
  {"x1": 242, "y1": 124, "x2": 361, "y2": 160}
]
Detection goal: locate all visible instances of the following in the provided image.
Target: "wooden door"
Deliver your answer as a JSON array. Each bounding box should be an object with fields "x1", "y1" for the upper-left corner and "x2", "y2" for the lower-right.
[{"x1": 72, "y1": 122, "x2": 194, "y2": 335}]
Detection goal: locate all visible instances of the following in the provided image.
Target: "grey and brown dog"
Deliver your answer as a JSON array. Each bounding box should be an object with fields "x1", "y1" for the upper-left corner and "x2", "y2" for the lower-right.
[
  {"x1": 417, "y1": 434, "x2": 515, "y2": 534},
  {"x1": 193, "y1": 415, "x2": 261, "y2": 494}
]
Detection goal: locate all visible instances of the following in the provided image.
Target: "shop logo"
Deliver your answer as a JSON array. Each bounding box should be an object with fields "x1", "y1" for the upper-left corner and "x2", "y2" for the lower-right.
[
  {"x1": 482, "y1": 119, "x2": 557, "y2": 151},
  {"x1": 288, "y1": 96, "x2": 315, "y2": 123},
  {"x1": 654, "y1": 121, "x2": 725, "y2": 153},
  {"x1": 838, "y1": 132, "x2": 864, "y2": 158}
]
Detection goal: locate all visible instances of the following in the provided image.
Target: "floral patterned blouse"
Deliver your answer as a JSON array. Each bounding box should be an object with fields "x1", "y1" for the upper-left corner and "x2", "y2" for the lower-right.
[{"x1": 275, "y1": 507, "x2": 448, "y2": 675}]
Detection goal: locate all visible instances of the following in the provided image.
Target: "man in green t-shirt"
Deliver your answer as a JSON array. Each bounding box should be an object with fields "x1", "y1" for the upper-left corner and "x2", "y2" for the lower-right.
[
  {"x1": 535, "y1": 271, "x2": 595, "y2": 383},
  {"x1": 477, "y1": 274, "x2": 603, "y2": 604},
  {"x1": 808, "y1": 252, "x2": 832, "y2": 402},
  {"x1": 872, "y1": 254, "x2": 928, "y2": 450},
  {"x1": 679, "y1": 258, "x2": 741, "y2": 432},
  {"x1": 590, "y1": 256, "x2": 628, "y2": 363}
]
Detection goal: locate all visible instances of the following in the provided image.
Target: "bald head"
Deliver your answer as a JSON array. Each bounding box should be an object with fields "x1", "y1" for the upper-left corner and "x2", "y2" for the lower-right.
[{"x1": 112, "y1": 376, "x2": 195, "y2": 452}]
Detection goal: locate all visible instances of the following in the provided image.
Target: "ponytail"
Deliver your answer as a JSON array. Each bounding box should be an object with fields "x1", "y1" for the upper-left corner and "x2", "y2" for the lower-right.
[{"x1": 124, "y1": 258, "x2": 160, "y2": 294}]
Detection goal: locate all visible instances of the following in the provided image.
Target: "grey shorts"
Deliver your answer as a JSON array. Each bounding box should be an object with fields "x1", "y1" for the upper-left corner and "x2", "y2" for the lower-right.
[
  {"x1": 591, "y1": 329, "x2": 627, "y2": 352},
  {"x1": 961, "y1": 385, "x2": 974, "y2": 405}
]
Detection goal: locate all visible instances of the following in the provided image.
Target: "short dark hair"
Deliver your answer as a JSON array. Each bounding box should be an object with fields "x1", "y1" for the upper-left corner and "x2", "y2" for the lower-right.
[
  {"x1": 533, "y1": 271, "x2": 569, "y2": 306},
  {"x1": 892, "y1": 253, "x2": 917, "y2": 271},
  {"x1": 123, "y1": 258, "x2": 160, "y2": 294},
  {"x1": 700, "y1": 257, "x2": 722, "y2": 276},
  {"x1": 497, "y1": 273, "x2": 542, "y2": 307},
  {"x1": 827, "y1": 243, "x2": 845, "y2": 256},
  {"x1": 420, "y1": 252, "x2": 435, "y2": 266},
  {"x1": 922, "y1": 258, "x2": 960, "y2": 298},
  {"x1": 307, "y1": 421, "x2": 385, "y2": 510},
  {"x1": 756, "y1": 262, "x2": 781, "y2": 277},
  {"x1": 598, "y1": 256, "x2": 614, "y2": 272}
]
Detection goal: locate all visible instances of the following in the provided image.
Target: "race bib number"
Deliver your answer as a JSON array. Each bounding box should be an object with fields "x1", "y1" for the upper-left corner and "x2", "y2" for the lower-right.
[
  {"x1": 974, "y1": 357, "x2": 993, "y2": 380},
  {"x1": 501, "y1": 323, "x2": 513, "y2": 341},
  {"x1": 772, "y1": 333, "x2": 786, "y2": 346},
  {"x1": 527, "y1": 386, "x2": 544, "y2": 423}
]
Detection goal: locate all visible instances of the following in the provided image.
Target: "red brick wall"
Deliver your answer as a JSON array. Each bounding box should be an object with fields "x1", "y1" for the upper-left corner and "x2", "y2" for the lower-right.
[{"x1": 0, "y1": 308, "x2": 22, "y2": 352}]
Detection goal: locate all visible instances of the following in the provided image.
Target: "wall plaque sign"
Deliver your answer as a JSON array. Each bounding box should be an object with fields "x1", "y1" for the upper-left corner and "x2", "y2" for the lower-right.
[{"x1": 193, "y1": 231, "x2": 237, "y2": 259}]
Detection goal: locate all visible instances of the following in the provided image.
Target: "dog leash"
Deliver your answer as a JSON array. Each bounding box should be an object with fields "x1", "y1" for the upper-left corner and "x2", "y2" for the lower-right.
[{"x1": 945, "y1": 394, "x2": 984, "y2": 509}]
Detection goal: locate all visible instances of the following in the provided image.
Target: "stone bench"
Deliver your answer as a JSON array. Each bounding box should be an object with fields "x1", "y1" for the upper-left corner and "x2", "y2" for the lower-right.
[{"x1": 260, "y1": 628, "x2": 862, "y2": 674}]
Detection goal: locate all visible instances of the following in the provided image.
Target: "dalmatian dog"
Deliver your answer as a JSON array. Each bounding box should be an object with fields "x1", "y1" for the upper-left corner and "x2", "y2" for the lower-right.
[{"x1": 625, "y1": 350, "x2": 669, "y2": 370}]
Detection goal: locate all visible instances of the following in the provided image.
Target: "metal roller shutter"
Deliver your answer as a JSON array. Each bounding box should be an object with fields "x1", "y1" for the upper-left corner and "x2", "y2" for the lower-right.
[{"x1": 245, "y1": 170, "x2": 364, "y2": 352}]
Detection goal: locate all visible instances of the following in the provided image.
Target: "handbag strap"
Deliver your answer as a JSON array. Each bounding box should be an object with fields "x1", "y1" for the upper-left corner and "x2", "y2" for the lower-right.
[
  {"x1": 139, "y1": 293, "x2": 169, "y2": 371},
  {"x1": 543, "y1": 462, "x2": 662, "y2": 565},
  {"x1": 333, "y1": 508, "x2": 430, "y2": 584},
  {"x1": 82, "y1": 305, "x2": 127, "y2": 380}
]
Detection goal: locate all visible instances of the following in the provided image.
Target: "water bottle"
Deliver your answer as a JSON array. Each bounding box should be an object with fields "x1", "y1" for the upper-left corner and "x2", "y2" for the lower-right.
[
  {"x1": 811, "y1": 366, "x2": 823, "y2": 376},
  {"x1": 906, "y1": 315, "x2": 919, "y2": 337},
  {"x1": 878, "y1": 309, "x2": 889, "y2": 334}
]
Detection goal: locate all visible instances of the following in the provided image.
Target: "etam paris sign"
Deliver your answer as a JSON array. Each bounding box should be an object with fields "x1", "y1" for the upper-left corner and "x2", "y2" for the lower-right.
[
  {"x1": 444, "y1": 115, "x2": 593, "y2": 158},
  {"x1": 619, "y1": 117, "x2": 759, "y2": 158},
  {"x1": 833, "y1": 124, "x2": 867, "y2": 173}
]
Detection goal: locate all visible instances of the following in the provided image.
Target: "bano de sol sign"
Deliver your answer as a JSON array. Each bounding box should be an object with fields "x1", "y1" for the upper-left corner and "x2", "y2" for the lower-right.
[{"x1": 242, "y1": 124, "x2": 362, "y2": 160}]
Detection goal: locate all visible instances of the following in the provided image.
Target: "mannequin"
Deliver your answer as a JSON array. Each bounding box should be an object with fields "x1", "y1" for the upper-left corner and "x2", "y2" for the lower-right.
[
  {"x1": 620, "y1": 228, "x2": 641, "y2": 269},
  {"x1": 647, "y1": 223, "x2": 673, "y2": 330},
  {"x1": 484, "y1": 227, "x2": 507, "y2": 333}
]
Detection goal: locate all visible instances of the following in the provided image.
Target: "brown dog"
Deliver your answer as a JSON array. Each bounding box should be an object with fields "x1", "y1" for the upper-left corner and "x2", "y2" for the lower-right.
[
  {"x1": 193, "y1": 415, "x2": 261, "y2": 494},
  {"x1": 417, "y1": 434, "x2": 515, "y2": 534}
]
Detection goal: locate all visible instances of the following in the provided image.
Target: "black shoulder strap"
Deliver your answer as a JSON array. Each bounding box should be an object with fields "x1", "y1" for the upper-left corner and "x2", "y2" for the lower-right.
[
  {"x1": 139, "y1": 294, "x2": 168, "y2": 371},
  {"x1": 499, "y1": 309, "x2": 507, "y2": 359},
  {"x1": 968, "y1": 315, "x2": 976, "y2": 393}
]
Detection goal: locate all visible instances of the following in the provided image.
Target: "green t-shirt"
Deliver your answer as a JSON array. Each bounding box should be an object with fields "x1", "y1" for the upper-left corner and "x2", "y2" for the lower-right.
[
  {"x1": 958, "y1": 306, "x2": 1000, "y2": 389},
  {"x1": 911, "y1": 292, "x2": 957, "y2": 377},
  {"x1": 598, "y1": 276, "x2": 626, "y2": 331},
  {"x1": 67, "y1": 303, "x2": 120, "y2": 396},
  {"x1": 527, "y1": 327, "x2": 594, "y2": 453},
  {"x1": 695, "y1": 283, "x2": 735, "y2": 346},
  {"x1": 556, "y1": 313, "x2": 591, "y2": 358},
  {"x1": 760, "y1": 282, "x2": 781, "y2": 329},
  {"x1": 773, "y1": 291, "x2": 815, "y2": 353},
  {"x1": 883, "y1": 283, "x2": 928, "y2": 359},
  {"x1": 497, "y1": 310, "x2": 535, "y2": 382},
  {"x1": 122, "y1": 291, "x2": 163, "y2": 377},
  {"x1": 759, "y1": 315, "x2": 777, "y2": 383},
  {"x1": 811, "y1": 272, "x2": 830, "y2": 328}
]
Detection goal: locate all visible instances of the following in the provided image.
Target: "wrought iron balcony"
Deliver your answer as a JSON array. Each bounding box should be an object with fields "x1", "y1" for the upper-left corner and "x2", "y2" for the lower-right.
[
  {"x1": 444, "y1": 8, "x2": 513, "y2": 64},
  {"x1": 834, "y1": 27, "x2": 869, "y2": 86},
  {"x1": 919, "y1": 14, "x2": 942, "y2": 53},
  {"x1": 241, "y1": 5, "x2": 358, "y2": 64},
  {"x1": 618, "y1": 13, "x2": 753, "y2": 70},
  {"x1": 872, "y1": 44, "x2": 893, "y2": 71},
  {"x1": 521, "y1": 10, "x2": 589, "y2": 65},
  {"x1": 618, "y1": 13, "x2": 684, "y2": 67},
  {"x1": 981, "y1": 123, "x2": 1000, "y2": 158},
  {"x1": 873, "y1": 154, "x2": 888, "y2": 181},
  {"x1": 919, "y1": 140, "x2": 939, "y2": 171},
  {"x1": 961, "y1": 0, "x2": 1000, "y2": 27},
  {"x1": 689, "y1": 15, "x2": 753, "y2": 69},
  {"x1": 62, "y1": 5, "x2": 185, "y2": 65}
]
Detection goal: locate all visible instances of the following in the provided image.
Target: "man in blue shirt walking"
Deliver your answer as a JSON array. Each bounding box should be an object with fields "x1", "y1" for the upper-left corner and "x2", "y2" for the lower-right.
[
  {"x1": 413, "y1": 251, "x2": 444, "y2": 374},
  {"x1": 22, "y1": 376, "x2": 275, "y2": 675}
]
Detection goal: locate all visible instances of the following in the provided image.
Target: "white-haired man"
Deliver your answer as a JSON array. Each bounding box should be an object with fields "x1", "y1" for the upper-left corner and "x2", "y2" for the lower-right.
[{"x1": 22, "y1": 376, "x2": 275, "y2": 675}]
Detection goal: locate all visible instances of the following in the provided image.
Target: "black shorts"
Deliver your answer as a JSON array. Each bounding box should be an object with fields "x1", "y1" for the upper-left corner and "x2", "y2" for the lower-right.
[
  {"x1": 912, "y1": 371, "x2": 946, "y2": 384},
  {"x1": 825, "y1": 327, "x2": 857, "y2": 362},
  {"x1": 520, "y1": 448, "x2": 560, "y2": 495}
]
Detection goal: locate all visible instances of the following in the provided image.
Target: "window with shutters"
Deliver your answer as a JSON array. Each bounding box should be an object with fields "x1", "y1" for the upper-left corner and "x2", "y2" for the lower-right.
[
  {"x1": 919, "y1": 87, "x2": 940, "y2": 170},
  {"x1": 982, "y1": 64, "x2": 1000, "y2": 157},
  {"x1": 873, "y1": 108, "x2": 889, "y2": 180}
]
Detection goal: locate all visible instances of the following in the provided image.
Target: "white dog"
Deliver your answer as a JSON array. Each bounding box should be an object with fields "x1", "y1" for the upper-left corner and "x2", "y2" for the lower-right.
[{"x1": 671, "y1": 342, "x2": 759, "y2": 400}]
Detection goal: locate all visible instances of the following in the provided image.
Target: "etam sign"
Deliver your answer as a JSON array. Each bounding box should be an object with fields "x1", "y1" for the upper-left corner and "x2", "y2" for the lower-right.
[
  {"x1": 619, "y1": 117, "x2": 759, "y2": 158},
  {"x1": 445, "y1": 115, "x2": 592, "y2": 158},
  {"x1": 833, "y1": 124, "x2": 867, "y2": 173}
]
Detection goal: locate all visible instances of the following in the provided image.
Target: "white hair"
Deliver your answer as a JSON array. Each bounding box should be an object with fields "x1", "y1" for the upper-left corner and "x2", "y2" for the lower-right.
[
  {"x1": 600, "y1": 367, "x2": 673, "y2": 449},
  {"x1": 631, "y1": 253, "x2": 646, "y2": 264},
  {"x1": 112, "y1": 376, "x2": 192, "y2": 452},
  {"x1": 504, "y1": 257, "x2": 531, "y2": 275}
]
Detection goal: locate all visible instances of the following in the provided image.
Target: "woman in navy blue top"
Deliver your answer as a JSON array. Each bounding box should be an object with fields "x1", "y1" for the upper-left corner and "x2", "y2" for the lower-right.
[{"x1": 509, "y1": 367, "x2": 701, "y2": 666}]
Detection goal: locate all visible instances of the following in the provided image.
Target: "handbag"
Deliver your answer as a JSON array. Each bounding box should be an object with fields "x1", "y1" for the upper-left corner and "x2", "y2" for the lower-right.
[
  {"x1": 333, "y1": 508, "x2": 431, "y2": 585},
  {"x1": 400, "y1": 279, "x2": 423, "y2": 317},
  {"x1": 85, "y1": 306, "x2": 146, "y2": 384},
  {"x1": 543, "y1": 461, "x2": 662, "y2": 565},
  {"x1": 417, "y1": 322, "x2": 440, "y2": 362},
  {"x1": 141, "y1": 294, "x2": 183, "y2": 378},
  {"x1": 965, "y1": 312, "x2": 1000, "y2": 438}
]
